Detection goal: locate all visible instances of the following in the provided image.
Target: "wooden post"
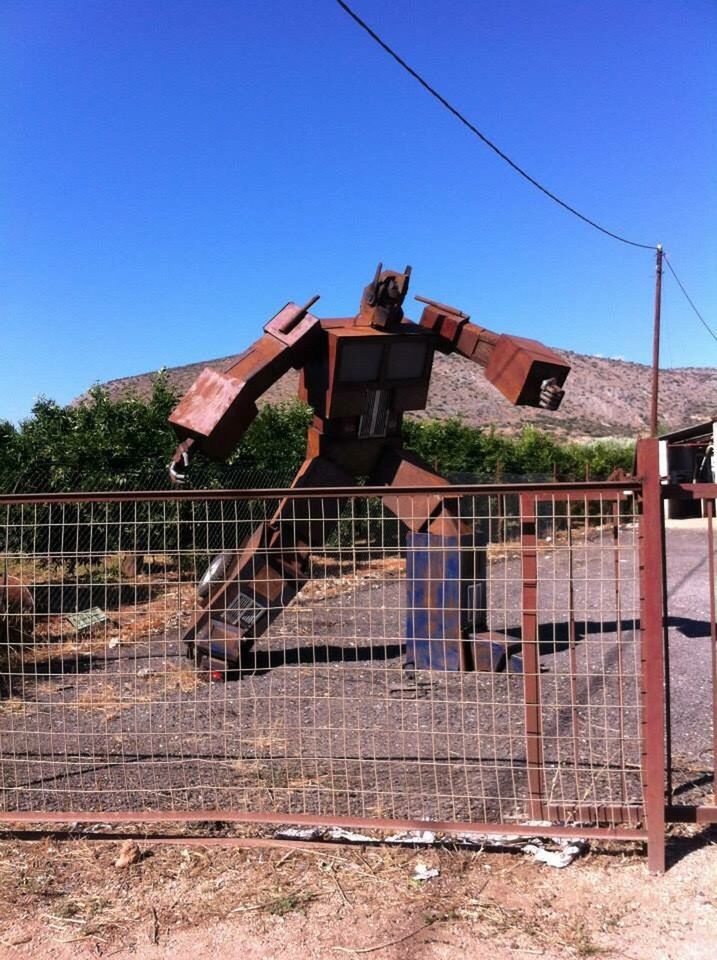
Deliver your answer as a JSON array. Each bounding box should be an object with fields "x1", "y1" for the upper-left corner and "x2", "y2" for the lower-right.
[{"x1": 650, "y1": 245, "x2": 664, "y2": 438}]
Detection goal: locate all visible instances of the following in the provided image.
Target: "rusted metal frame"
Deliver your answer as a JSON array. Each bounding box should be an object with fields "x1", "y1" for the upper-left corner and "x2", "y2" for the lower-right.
[
  {"x1": 545, "y1": 802, "x2": 643, "y2": 826},
  {"x1": 612, "y1": 501, "x2": 629, "y2": 802},
  {"x1": 707, "y1": 501, "x2": 717, "y2": 805},
  {"x1": 0, "y1": 811, "x2": 646, "y2": 840},
  {"x1": 0, "y1": 481, "x2": 642, "y2": 508},
  {"x1": 566, "y1": 505, "x2": 582, "y2": 803},
  {"x1": 661, "y1": 487, "x2": 674, "y2": 804},
  {"x1": 649, "y1": 245, "x2": 664, "y2": 439},
  {"x1": 0, "y1": 833, "x2": 373, "y2": 853},
  {"x1": 529, "y1": 490, "x2": 629, "y2": 504},
  {"x1": 520, "y1": 492, "x2": 547, "y2": 820},
  {"x1": 0, "y1": 832, "x2": 514, "y2": 852},
  {"x1": 666, "y1": 805, "x2": 717, "y2": 824},
  {"x1": 636, "y1": 438, "x2": 667, "y2": 874},
  {"x1": 663, "y1": 482, "x2": 717, "y2": 500},
  {"x1": 1, "y1": 478, "x2": 651, "y2": 847}
]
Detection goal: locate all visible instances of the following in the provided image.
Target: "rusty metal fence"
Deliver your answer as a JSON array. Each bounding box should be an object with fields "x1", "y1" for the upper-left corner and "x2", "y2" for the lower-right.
[
  {"x1": 0, "y1": 467, "x2": 668, "y2": 865},
  {"x1": 661, "y1": 478, "x2": 717, "y2": 832}
]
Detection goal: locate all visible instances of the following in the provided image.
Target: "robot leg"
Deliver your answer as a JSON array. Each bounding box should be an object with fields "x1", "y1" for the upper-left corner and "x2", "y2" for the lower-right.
[
  {"x1": 371, "y1": 449, "x2": 491, "y2": 671},
  {"x1": 183, "y1": 521, "x2": 308, "y2": 670},
  {"x1": 404, "y1": 504, "x2": 490, "y2": 671},
  {"x1": 183, "y1": 456, "x2": 353, "y2": 670}
]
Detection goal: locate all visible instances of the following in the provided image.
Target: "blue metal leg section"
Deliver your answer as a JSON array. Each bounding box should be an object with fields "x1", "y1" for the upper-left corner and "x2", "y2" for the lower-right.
[
  {"x1": 406, "y1": 531, "x2": 521, "y2": 673},
  {"x1": 405, "y1": 533, "x2": 466, "y2": 671}
]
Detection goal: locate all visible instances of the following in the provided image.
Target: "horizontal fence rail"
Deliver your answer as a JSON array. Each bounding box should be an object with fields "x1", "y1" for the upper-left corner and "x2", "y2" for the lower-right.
[{"x1": 1, "y1": 484, "x2": 645, "y2": 842}]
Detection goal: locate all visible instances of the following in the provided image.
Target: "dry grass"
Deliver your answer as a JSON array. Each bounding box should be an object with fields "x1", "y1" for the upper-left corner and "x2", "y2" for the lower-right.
[
  {"x1": 301, "y1": 556, "x2": 405, "y2": 603},
  {"x1": 1, "y1": 829, "x2": 711, "y2": 958},
  {"x1": 66, "y1": 664, "x2": 203, "y2": 716}
]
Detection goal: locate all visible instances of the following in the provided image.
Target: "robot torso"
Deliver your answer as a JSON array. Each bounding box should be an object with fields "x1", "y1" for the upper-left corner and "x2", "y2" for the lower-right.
[{"x1": 298, "y1": 319, "x2": 436, "y2": 443}]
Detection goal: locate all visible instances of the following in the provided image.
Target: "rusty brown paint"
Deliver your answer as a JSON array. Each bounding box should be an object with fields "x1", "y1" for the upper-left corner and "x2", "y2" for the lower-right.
[
  {"x1": 485, "y1": 334, "x2": 569, "y2": 406},
  {"x1": 707, "y1": 501, "x2": 717, "y2": 804},
  {"x1": 664, "y1": 482, "x2": 717, "y2": 500},
  {"x1": 0, "y1": 810, "x2": 647, "y2": 840},
  {"x1": 520, "y1": 492, "x2": 546, "y2": 821},
  {"x1": 567, "y1": 509, "x2": 582, "y2": 795},
  {"x1": 666, "y1": 805, "x2": 717, "y2": 824},
  {"x1": 636, "y1": 438, "x2": 667, "y2": 874},
  {"x1": 0, "y1": 477, "x2": 660, "y2": 857},
  {"x1": 545, "y1": 802, "x2": 644, "y2": 826}
]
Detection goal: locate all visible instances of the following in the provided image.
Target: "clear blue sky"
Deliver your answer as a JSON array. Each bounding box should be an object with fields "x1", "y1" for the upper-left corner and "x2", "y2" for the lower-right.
[{"x1": 2, "y1": 0, "x2": 715, "y2": 425}]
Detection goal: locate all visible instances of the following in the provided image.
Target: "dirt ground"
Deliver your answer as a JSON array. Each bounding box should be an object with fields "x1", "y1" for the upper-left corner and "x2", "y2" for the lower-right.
[{"x1": 0, "y1": 828, "x2": 715, "y2": 959}]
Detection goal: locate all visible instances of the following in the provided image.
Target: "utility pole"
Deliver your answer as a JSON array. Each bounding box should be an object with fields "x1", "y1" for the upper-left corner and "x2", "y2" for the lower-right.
[{"x1": 650, "y1": 244, "x2": 664, "y2": 438}]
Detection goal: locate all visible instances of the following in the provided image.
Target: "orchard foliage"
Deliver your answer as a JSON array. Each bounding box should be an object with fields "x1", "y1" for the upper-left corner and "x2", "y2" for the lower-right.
[
  {"x1": 1, "y1": 376, "x2": 181, "y2": 491},
  {"x1": 402, "y1": 418, "x2": 633, "y2": 482},
  {"x1": 1, "y1": 379, "x2": 633, "y2": 493}
]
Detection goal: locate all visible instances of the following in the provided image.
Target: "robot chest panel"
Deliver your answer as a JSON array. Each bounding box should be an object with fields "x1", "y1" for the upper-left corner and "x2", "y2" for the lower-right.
[{"x1": 322, "y1": 326, "x2": 435, "y2": 426}]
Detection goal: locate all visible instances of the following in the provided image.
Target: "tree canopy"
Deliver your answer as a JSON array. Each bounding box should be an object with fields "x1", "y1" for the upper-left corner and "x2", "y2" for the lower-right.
[{"x1": 1, "y1": 376, "x2": 633, "y2": 493}]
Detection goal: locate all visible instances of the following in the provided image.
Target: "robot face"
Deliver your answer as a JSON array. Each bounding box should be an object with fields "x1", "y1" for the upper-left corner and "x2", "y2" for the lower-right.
[
  {"x1": 336, "y1": 338, "x2": 429, "y2": 385},
  {"x1": 359, "y1": 264, "x2": 412, "y2": 329}
]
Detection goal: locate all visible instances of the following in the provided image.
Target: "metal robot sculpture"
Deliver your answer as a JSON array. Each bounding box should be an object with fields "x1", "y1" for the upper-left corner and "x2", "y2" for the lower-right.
[{"x1": 168, "y1": 265, "x2": 569, "y2": 673}]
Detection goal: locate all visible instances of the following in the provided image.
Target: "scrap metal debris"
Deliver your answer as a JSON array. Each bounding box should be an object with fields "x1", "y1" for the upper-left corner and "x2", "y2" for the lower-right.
[
  {"x1": 388, "y1": 670, "x2": 437, "y2": 700},
  {"x1": 521, "y1": 838, "x2": 587, "y2": 868},
  {"x1": 274, "y1": 826, "x2": 587, "y2": 867},
  {"x1": 412, "y1": 862, "x2": 440, "y2": 881},
  {"x1": 66, "y1": 607, "x2": 109, "y2": 631}
]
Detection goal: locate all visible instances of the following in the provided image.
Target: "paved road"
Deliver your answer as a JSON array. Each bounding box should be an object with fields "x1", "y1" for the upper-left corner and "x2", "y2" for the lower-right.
[{"x1": 663, "y1": 526, "x2": 715, "y2": 791}]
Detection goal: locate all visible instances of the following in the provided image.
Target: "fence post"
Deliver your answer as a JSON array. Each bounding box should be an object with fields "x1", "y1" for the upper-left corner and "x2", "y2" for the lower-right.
[
  {"x1": 636, "y1": 437, "x2": 667, "y2": 873},
  {"x1": 520, "y1": 492, "x2": 546, "y2": 820}
]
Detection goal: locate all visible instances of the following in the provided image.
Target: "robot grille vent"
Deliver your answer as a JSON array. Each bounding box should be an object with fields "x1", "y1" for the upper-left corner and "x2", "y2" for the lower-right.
[
  {"x1": 358, "y1": 388, "x2": 390, "y2": 439},
  {"x1": 227, "y1": 592, "x2": 265, "y2": 629}
]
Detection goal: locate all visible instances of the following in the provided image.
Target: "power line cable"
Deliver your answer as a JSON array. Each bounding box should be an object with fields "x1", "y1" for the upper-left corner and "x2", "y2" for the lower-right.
[
  {"x1": 663, "y1": 253, "x2": 717, "y2": 346},
  {"x1": 335, "y1": 0, "x2": 656, "y2": 251}
]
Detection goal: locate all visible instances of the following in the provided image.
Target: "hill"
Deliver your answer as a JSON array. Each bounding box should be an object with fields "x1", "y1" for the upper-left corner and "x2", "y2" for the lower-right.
[{"x1": 78, "y1": 347, "x2": 717, "y2": 441}]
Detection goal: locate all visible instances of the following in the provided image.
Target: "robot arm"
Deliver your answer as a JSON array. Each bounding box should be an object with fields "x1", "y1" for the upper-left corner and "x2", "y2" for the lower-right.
[
  {"x1": 168, "y1": 297, "x2": 320, "y2": 482},
  {"x1": 416, "y1": 297, "x2": 569, "y2": 410}
]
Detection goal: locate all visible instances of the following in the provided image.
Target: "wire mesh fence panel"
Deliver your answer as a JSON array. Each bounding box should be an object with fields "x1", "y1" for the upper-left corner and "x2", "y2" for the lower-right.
[
  {"x1": 0, "y1": 484, "x2": 644, "y2": 832},
  {"x1": 0, "y1": 461, "x2": 296, "y2": 495},
  {"x1": 517, "y1": 493, "x2": 643, "y2": 826},
  {"x1": 660, "y1": 484, "x2": 717, "y2": 817}
]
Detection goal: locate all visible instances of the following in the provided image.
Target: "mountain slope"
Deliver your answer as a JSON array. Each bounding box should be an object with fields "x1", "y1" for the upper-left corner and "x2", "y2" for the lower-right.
[{"x1": 79, "y1": 348, "x2": 717, "y2": 440}]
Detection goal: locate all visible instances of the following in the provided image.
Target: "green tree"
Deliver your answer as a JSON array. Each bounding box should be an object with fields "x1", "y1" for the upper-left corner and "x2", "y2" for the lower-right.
[
  {"x1": 5, "y1": 373, "x2": 180, "y2": 491},
  {"x1": 233, "y1": 401, "x2": 313, "y2": 476},
  {"x1": 1, "y1": 384, "x2": 635, "y2": 494},
  {"x1": 402, "y1": 418, "x2": 633, "y2": 482}
]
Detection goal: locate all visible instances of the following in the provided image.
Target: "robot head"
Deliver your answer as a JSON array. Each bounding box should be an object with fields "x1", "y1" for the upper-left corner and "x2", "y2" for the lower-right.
[{"x1": 358, "y1": 263, "x2": 412, "y2": 329}]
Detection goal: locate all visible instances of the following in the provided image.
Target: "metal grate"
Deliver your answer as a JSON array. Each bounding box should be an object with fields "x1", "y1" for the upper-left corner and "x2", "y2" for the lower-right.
[
  {"x1": 226, "y1": 592, "x2": 266, "y2": 630},
  {"x1": 0, "y1": 483, "x2": 646, "y2": 836},
  {"x1": 358, "y1": 388, "x2": 390, "y2": 438},
  {"x1": 661, "y1": 479, "x2": 717, "y2": 820}
]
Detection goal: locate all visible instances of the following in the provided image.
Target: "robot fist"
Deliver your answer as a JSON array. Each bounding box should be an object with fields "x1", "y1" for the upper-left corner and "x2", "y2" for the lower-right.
[
  {"x1": 538, "y1": 377, "x2": 565, "y2": 411},
  {"x1": 169, "y1": 438, "x2": 195, "y2": 485}
]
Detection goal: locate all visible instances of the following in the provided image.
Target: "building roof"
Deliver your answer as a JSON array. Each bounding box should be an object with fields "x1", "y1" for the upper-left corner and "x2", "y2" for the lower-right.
[{"x1": 659, "y1": 419, "x2": 717, "y2": 445}]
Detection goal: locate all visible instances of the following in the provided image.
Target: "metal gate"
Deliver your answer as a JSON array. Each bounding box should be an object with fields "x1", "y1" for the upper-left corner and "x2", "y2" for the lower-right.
[
  {"x1": 0, "y1": 464, "x2": 670, "y2": 867},
  {"x1": 658, "y1": 451, "x2": 717, "y2": 842}
]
